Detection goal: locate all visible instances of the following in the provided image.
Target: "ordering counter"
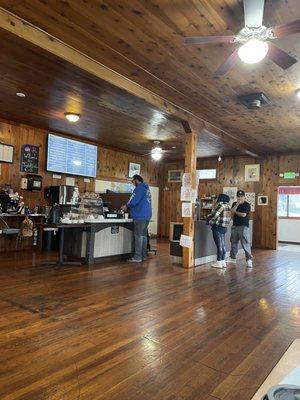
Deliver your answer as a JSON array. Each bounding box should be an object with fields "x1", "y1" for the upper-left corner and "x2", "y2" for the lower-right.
[
  {"x1": 170, "y1": 220, "x2": 253, "y2": 266},
  {"x1": 50, "y1": 219, "x2": 134, "y2": 265}
]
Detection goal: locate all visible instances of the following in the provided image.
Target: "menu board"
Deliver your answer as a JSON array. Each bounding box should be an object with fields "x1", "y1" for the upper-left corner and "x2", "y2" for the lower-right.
[
  {"x1": 20, "y1": 144, "x2": 39, "y2": 173},
  {"x1": 46, "y1": 134, "x2": 97, "y2": 177}
]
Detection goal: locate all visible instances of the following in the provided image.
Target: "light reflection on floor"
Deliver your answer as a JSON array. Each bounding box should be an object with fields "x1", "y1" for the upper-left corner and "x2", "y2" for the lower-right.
[{"x1": 278, "y1": 242, "x2": 300, "y2": 252}]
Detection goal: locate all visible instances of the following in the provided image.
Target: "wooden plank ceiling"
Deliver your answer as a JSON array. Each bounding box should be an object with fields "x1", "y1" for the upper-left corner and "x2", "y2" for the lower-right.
[
  {"x1": 0, "y1": 27, "x2": 241, "y2": 159},
  {"x1": 1, "y1": 0, "x2": 300, "y2": 154}
]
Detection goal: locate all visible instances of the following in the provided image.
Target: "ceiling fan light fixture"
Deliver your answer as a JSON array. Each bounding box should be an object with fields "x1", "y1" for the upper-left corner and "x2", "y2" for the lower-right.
[
  {"x1": 65, "y1": 112, "x2": 81, "y2": 122},
  {"x1": 295, "y1": 89, "x2": 300, "y2": 99},
  {"x1": 151, "y1": 146, "x2": 163, "y2": 161},
  {"x1": 238, "y1": 38, "x2": 269, "y2": 64},
  {"x1": 151, "y1": 152, "x2": 162, "y2": 161}
]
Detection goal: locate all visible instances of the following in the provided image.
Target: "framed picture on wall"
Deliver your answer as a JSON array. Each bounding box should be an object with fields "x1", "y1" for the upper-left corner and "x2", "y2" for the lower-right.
[
  {"x1": 128, "y1": 162, "x2": 141, "y2": 178},
  {"x1": 245, "y1": 164, "x2": 260, "y2": 182},
  {"x1": 258, "y1": 195, "x2": 268, "y2": 206},
  {"x1": 168, "y1": 169, "x2": 183, "y2": 183},
  {"x1": 0, "y1": 143, "x2": 14, "y2": 163}
]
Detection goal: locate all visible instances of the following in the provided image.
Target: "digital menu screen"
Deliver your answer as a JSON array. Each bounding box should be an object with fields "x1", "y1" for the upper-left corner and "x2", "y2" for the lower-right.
[{"x1": 46, "y1": 134, "x2": 97, "y2": 177}]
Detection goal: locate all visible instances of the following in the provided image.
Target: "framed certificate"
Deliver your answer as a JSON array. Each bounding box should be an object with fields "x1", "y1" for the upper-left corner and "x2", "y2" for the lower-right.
[{"x1": 0, "y1": 143, "x2": 14, "y2": 163}]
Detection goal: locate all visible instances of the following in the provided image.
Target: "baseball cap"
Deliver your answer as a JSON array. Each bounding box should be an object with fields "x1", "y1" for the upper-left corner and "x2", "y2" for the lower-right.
[{"x1": 237, "y1": 190, "x2": 245, "y2": 197}]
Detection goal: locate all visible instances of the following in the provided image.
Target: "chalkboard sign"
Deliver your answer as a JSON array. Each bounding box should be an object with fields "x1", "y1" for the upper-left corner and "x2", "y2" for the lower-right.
[{"x1": 20, "y1": 144, "x2": 39, "y2": 173}]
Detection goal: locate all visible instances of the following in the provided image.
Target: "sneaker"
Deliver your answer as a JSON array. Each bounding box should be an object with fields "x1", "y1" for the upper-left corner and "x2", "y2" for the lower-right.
[
  {"x1": 127, "y1": 258, "x2": 142, "y2": 263},
  {"x1": 246, "y1": 259, "x2": 253, "y2": 268},
  {"x1": 227, "y1": 257, "x2": 237, "y2": 264},
  {"x1": 222, "y1": 260, "x2": 227, "y2": 268},
  {"x1": 211, "y1": 260, "x2": 225, "y2": 269}
]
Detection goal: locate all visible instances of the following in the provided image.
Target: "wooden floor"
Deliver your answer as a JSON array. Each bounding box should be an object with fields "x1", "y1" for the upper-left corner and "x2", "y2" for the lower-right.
[{"x1": 0, "y1": 243, "x2": 300, "y2": 400}]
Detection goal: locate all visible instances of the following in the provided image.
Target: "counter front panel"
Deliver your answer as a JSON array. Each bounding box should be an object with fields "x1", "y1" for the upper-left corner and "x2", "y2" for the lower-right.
[{"x1": 170, "y1": 220, "x2": 253, "y2": 266}]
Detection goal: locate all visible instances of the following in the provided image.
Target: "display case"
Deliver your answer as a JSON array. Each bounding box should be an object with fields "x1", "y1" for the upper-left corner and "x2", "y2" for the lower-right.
[{"x1": 60, "y1": 193, "x2": 104, "y2": 223}]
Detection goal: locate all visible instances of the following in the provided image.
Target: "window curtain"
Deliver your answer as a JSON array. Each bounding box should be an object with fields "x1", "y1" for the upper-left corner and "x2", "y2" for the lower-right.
[{"x1": 278, "y1": 186, "x2": 300, "y2": 195}]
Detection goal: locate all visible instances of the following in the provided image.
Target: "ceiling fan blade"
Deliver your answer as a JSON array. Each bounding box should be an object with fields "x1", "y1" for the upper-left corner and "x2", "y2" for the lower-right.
[
  {"x1": 184, "y1": 35, "x2": 235, "y2": 45},
  {"x1": 267, "y1": 42, "x2": 297, "y2": 70},
  {"x1": 272, "y1": 19, "x2": 300, "y2": 38},
  {"x1": 243, "y1": 0, "x2": 265, "y2": 28},
  {"x1": 214, "y1": 48, "x2": 239, "y2": 76}
]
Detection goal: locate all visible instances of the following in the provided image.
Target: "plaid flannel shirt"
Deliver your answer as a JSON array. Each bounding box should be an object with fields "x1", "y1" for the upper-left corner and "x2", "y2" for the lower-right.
[{"x1": 208, "y1": 202, "x2": 231, "y2": 228}]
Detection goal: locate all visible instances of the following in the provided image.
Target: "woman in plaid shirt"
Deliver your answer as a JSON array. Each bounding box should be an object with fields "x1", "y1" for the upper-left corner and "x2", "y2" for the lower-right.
[{"x1": 207, "y1": 194, "x2": 231, "y2": 269}]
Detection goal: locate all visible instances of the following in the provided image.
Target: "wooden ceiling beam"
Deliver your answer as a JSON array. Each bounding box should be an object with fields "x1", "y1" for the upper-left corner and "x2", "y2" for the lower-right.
[{"x1": 0, "y1": 7, "x2": 261, "y2": 158}]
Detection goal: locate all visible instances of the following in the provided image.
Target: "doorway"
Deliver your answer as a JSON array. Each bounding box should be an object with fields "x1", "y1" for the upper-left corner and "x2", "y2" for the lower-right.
[{"x1": 277, "y1": 186, "x2": 300, "y2": 252}]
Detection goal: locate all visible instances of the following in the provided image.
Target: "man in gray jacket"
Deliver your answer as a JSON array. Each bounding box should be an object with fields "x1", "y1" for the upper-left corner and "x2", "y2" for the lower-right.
[{"x1": 228, "y1": 190, "x2": 253, "y2": 268}]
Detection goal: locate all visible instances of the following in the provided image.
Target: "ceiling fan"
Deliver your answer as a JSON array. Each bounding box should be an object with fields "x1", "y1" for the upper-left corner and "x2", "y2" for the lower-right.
[
  {"x1": 184, "y1": 0, "x2": 300, "y2": 76},
  {"x1": 144, "y1": 141, "x2": 178, "y2": 161}
]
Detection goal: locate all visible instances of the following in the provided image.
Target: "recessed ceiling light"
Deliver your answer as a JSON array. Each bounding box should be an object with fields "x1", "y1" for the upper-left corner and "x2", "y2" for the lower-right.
[
  {"x1": 16, "y1": 92, "x2": 26, "y2": 97},
  {"x1": 64, "y1": 112, "x2": 81, "y2": 122},
  {"x1": 295, "y1": 89, "x2": 300, "y2": 99}
]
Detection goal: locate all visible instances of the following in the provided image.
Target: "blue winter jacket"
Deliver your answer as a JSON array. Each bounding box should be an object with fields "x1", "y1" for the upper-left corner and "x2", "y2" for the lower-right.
[{"x1": 127, "y1": 182, "x2": 152, "y2": 220}]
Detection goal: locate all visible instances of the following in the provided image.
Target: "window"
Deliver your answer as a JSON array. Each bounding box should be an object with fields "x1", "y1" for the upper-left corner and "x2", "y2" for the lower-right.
[
  {"x1": 198, "y1": 169, "x2": 217, "y2": 180},
  {"x1": 278, "y1": 194, "x2": 288, "y2": 217},
  {"x1": 278, "y1": 193, "x2": 300, "y2": 218},
  {"x1": 288, "y1": 194, "x2": 300, "y2": 217}
]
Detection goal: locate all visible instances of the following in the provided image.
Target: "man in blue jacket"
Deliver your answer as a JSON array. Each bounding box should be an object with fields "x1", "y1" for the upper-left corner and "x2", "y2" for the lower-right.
[{"x1": 123, "y1": 175, "x2": 152, "y2": 262}]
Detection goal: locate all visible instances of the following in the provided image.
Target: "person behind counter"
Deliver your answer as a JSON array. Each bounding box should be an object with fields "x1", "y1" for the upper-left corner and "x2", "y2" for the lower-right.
[
  {"x1": 122, "y1": 174, "x2": 152, "y2": 263},
  {"x1": 228, "y1": 190, "x2": 253, "y2": 268},
  {"x1": 207, "y1": 194, "x2": 231, "y2": 269}
]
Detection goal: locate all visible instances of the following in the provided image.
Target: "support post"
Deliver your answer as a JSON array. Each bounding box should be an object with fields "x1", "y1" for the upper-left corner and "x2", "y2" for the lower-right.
[{"x1": 182, "y1": 121, "x2": 197, "y2": 269}]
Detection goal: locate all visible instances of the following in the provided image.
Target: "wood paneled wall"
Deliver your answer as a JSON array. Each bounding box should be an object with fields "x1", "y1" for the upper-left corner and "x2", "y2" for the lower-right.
[
  {"x1": 0, "y1": 119, "x2": 160, "y2": 208},
  {"x1": 1, "y1": 117, "x2": 300, "y2": 251},
  {"x1": 160, "y1": 155, "x2": 300, "y2": 249}
]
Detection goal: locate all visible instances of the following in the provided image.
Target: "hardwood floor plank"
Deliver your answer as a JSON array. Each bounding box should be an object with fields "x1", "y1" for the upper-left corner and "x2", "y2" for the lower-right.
[{"x1": 0, "y1": 243, "x2": 299, "y2": 399}]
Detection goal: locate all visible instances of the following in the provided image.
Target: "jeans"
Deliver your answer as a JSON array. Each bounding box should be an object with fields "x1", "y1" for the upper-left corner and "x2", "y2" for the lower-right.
[
  {"x1": 133, "y1": 220, "x2": 149, "y2": 260},
  {"x1": 230, "y1": 226, "x2": 252, "y2": 261},
  {"x1": 212, "y1": 228, "x2": 227, "y2": 261}
]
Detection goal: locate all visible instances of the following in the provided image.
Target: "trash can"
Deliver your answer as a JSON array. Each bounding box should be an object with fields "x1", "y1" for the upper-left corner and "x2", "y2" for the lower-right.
[
  {"x1": 262, "y1": 385, "x2": 300, "y2": 399},
  {"x1": 42, "y1": 227, "x2": 59, "y2": 251}
]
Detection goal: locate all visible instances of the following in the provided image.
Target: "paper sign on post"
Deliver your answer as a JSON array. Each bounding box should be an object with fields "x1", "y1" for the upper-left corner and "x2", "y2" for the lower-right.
[
  {"x1": 182, "y1": 202, "x2": 192, "y2": 217},
  {"x1": 181, "y1": 186, "x2": 191, "y2": 202},
  {"x1": 180, "y1": 234, "x2": 193, "y2": 249},
  {"x1": 182, "y1": 173, "x2": 191, "y2": 187}
]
